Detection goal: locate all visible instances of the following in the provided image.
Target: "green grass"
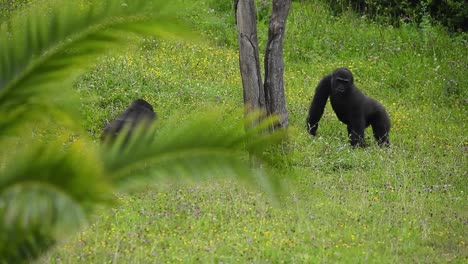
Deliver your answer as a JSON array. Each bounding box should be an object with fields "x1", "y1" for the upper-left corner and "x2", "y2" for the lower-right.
[{"x1": 40, "y1": 0, "x2": 466, "y2": 263}]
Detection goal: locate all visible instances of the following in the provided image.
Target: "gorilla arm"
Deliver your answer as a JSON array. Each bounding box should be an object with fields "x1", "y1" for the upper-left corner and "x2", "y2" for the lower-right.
[
  {"x1": 306, "y1": 74, "x2": 331, "y2": 135},
  {"x1": 347, "y1": 116, "x2": 366, "y2": 147}
]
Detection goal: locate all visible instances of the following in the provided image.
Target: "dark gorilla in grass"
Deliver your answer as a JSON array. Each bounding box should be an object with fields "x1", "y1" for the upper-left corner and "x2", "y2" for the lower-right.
[
  {"x1": 101, "y1": 98, "x2": 156, "y2": 143},
  {"x1": 306, "y1": 68, "x2": 391, "y2": 147}
]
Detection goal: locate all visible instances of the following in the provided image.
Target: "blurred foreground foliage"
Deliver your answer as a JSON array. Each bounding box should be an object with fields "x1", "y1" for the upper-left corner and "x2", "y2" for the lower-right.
[{"x1": 0, "y1": 0, "x2": 283, "y2": 262}]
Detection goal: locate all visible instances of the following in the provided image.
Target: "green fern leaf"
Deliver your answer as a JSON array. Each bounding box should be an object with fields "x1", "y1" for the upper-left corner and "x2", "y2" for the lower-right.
[{"x1": 0, "y1": 0, "x2": 192, "y2": 139}]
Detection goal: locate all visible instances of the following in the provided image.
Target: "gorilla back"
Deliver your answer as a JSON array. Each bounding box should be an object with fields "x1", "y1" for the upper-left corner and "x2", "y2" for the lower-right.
[
  {"x1": 101, "y1": 98, "x2": 157, "y2": 144},
  {"x1": 306, "y1": 68, "x2": 391, "y2": 147}
]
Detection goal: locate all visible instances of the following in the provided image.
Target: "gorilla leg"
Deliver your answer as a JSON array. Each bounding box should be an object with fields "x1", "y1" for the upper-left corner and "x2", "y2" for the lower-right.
[
  {"x1": 371, "y1": 114, "x2": 391, "y2": 147},
  {"x1": 347, "y1": 121, "x2": 366, "y2": 147}
]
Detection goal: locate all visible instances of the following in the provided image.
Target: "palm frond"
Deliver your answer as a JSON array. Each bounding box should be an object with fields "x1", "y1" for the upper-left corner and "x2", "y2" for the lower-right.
[
  {"x1": 0, "y1": 0, "x2": 192, "y2": 139},
  {"x1": 0, "y1": 138, "x2": 115, "y2": 261},
  {"x1": 102, "y1": 110, "x2": 286, "y2": 192},
  {"x1": 0, "y1": 1, "x2": 287, "y2": 261},
  {"x1": 0, "y1": 139, "x2": 114, "y2": 227},
  {"x1": 0, "y1": 111, "x2": 285, "y2": 261}
]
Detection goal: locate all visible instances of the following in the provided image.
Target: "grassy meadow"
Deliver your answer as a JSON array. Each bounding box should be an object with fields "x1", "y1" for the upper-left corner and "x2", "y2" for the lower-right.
[{"x1": 40, "y1": 0, "x2": 466, "y2": 263}]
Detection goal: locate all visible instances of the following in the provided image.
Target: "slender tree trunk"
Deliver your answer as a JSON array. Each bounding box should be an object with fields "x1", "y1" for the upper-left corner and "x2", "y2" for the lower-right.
[
  {"x1": 234, "y1": 0, "x2": 265, "y2": 121},
  {"x1": 264, "y1": 0, "x2": 291, "y2": 129},
  {"x1": 235, "y1": 0, "x2": 291, "y2": 131}
]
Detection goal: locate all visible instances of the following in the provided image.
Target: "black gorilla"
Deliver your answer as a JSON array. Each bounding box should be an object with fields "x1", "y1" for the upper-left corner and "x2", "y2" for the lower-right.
[
  {"x1": 306, "y1": 68, "x2": 391, "y2": 147},
  {"x1": 101, "y1": 98, "x2": 156, "y2": 143}
]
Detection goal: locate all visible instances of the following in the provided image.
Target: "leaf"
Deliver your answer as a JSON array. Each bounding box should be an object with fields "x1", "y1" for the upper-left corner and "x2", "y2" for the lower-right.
[
  {"x1": 0, "y1": 139, "x2": 114, "y2": 233},
  {"x1": 0, "y1": 0, "x2": 194, "y2": 141},
  {"x1": 101, "y1": 109, "x2": 286, "y2": 193},
  {"x1": 0, "y1": 138, "x2": 114, "y2": 262}
]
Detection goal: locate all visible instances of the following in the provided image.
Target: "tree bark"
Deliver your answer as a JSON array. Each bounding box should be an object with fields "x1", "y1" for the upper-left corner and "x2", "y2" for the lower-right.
[
  {"x1": 264, "y1": 0, "x2": 291, "y2": 129},
  {"x1": 234, "y1": 0, "x2": 265, "y2": 120}
]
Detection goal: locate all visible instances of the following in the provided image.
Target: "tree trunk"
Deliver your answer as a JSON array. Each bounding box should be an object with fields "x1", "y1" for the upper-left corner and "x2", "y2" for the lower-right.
[
  {"x1": 264, "y1": 0, "x2": 291, "y2": 129},
  {"x1": 235, "y1": 0, "x2": 291, "y2": 131},
  {"x1": 234, "y1": 0, "x2": 265, "y2": 122}
]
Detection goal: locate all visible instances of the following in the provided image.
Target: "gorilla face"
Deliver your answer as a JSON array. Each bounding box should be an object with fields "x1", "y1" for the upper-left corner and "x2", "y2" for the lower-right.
[{"x1": 331, "y1": 68, "x2": 354, "y2": 95}]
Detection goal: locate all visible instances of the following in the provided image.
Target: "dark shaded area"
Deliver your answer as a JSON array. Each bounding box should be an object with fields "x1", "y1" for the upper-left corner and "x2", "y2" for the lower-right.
[
  {"x1": 0, "y1": 228, "x2": 54, "y2": 264},
  {"x1": 325, "y1": 0, "x2": 467, "y2": 32}
]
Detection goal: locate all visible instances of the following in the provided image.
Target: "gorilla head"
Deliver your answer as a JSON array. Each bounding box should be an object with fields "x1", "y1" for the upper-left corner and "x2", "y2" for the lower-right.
[
  {"x1": 331, "y1": 68, "x2": 354, "y2": 94},
  {"x1": 306, "y1": 68, "x2": 391, "y2": 147}
]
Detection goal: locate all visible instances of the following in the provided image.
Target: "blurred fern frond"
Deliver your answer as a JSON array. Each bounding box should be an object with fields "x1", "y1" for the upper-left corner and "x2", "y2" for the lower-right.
[
  {"x1": 102, "y1": 110, "x2": 286, "y2": 191},
  {"x1": 0, "y1": 0, "x2": 286, "y2": 261},
  {"x1": 0, "y1": 139, "x2": 114, "y2": 261},
  {"x1": 0, "y1": 0, "x2": 191, "y2": 139},
  {"x1": 0, "y1": 110, "x2": 285, "y2": 262}
]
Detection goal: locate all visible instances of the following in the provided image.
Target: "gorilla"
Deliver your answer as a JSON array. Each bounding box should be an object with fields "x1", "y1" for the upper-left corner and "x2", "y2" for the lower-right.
[
  {"x1": 306, "y1": 68, "x2": 391, "y2": 147},
  {"x1": 101, "y1": 98, "x2": 156, "y2": 143}
]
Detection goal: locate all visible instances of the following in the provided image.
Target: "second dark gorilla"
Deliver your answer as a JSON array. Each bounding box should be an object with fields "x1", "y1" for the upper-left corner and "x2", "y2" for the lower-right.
[
  {"x1": 306, "y1": 68, "x2": 391, "y2": 147},
  {"x1": 101, "y1": 98, "x2": 156, "y2": 143}
]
